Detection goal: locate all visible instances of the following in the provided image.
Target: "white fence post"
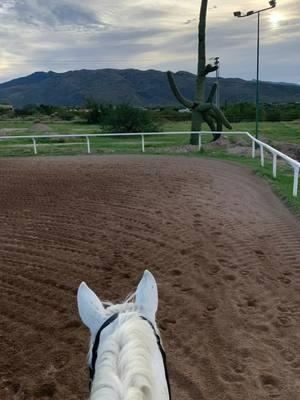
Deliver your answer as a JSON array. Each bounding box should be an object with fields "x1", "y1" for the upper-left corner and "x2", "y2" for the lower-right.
[
  {"x1": 272, "y1": 154, "x2": 277, "y2": 178},
  {"x1": 198, "y1": 134, "x2": 202, "y2": 151},
  {"x1": 86, "y1": 136, "x2": 91, "y2": 154},
  {"x1": 293, "y1": 167, "x2": 299, "y2": 197},
  {"x1": 260, "y1": 145, "x2": 264, "y2": 167},
  {"x1": 141, "y1": 135, "x2": 145, "y2": 153},
  {"x1": 252, "y1": 139, "x2": 256, "y2": 159},
  {"x1": 32, "y1": 137, "x2": 37, "y2": 155}
]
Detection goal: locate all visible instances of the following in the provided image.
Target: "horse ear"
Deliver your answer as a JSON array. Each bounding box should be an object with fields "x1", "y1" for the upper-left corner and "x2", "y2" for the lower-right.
[
  {"x1": 77, "y1": 282, "x2": 105, "y2": 335},
  {"x1": 136, "y1": 270, "x2": 158, "y2": 323}
]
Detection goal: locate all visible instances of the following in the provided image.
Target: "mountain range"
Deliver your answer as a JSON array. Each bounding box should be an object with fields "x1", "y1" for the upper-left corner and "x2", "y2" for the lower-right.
[{"x1": 0, "y1": 68, "x2": 299, "y2": 108}]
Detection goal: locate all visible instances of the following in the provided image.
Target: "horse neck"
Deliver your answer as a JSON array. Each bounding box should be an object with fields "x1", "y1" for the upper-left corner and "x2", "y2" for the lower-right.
[{"x1": 90, "y1": 314, "x2": 168, "y2": 400}]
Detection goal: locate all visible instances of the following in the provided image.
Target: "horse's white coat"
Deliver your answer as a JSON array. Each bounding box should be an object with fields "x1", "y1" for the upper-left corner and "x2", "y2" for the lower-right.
[{"x1": 77, "y1": 270, "x2": 169, "y2": 400}]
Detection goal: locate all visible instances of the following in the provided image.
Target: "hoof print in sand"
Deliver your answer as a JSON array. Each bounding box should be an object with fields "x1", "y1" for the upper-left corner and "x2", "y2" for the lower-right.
[
  {"x1": 34, "y1": 382, "x2": 57, "y2": 398},
  {"x1": 171, "y1": 269, "x2": 182, "y2": 276},
  {"x1": 259, "y1": 374, "x2": 281, "y2": 396},
  {"x1": 206, "y1": 304, "x2": 218, "y2": 312},
  {"x1": 207, "y1": 265, "x2": 220, "y2": 275},
  {"x1": 281, "y1": 349, "x2": 296, "y2": 362},
  {"x1": 274, "y1": 315, "x2": 293, "y2": 328}
]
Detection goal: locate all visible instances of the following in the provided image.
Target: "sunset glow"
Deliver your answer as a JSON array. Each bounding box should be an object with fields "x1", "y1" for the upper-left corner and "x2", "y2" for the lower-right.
[
  {"x1": 0, "y1": 1, "x2": 298, "y2": 84},
  {"x1": 269, "y1": 12, "x2": 284, "y2": 28}
]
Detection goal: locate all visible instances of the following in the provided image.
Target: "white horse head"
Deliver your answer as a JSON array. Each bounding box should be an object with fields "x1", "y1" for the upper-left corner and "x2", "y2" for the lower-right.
[{"x1": 77, "y1": 270, "x2": 170, "y2": 400}]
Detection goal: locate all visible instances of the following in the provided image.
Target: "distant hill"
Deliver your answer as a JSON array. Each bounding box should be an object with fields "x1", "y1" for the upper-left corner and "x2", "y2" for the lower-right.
[{"x1": 0, "y1": 68, "x2": 299, "y2": 108}]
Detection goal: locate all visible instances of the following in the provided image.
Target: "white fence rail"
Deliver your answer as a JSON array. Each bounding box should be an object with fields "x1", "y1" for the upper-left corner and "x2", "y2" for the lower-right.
[{"x1": 0, "y1": 131, "x2": 299, "y2": 197}]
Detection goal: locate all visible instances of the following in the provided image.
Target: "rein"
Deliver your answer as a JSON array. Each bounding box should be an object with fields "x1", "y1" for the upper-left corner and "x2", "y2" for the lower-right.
[
  {"x1": 89, "y1": 312, "x2": 172, "y2": 399},
  {"x1": 89, "y1": 313, "x2": 119, "y2": 386}
]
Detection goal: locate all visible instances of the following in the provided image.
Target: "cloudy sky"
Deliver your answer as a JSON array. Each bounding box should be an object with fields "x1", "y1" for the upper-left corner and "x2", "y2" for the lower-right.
[{"x1": 0, "y1": 0, "x2": 299, "y2": 84}]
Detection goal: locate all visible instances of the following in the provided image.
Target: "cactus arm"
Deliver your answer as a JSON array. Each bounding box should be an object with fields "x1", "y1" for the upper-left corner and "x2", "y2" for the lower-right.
[
  {"x1": 215, "y1": 116, "x2": 223, "y2": 132},
  {"x1": 167, "y1": 71, "x2": 193, "y2": 109},
  {"x1": 194, "y1": 103, "x2": 211, "y2": 113},
  {"x1": 203, "y1": 64, "x2": 218, "y2": 76},
  {"x1": 206, "y1": 110, "x2": 221, "y2": 130},
  {"x1": 203, "y1": 112, "x2": 216, "y2": 131},
  {"x1": 211, "y1": 105, "x2": 232, "y2": 130},
  {"x1": 207, "y1": 83, "x2": 217, "y2": 103},
  {"x1": 204, "y1": 110, "x2": 221, "y2": 141},
  {"x1": 211, "y1": 111, "x2": 223, "y2": 135},
  {"x1": 207, "y1": 110, "x2": 221, "y2": 131},
  {"x1": 212, "y1": 132, "x2": 222, "y2": 141}
]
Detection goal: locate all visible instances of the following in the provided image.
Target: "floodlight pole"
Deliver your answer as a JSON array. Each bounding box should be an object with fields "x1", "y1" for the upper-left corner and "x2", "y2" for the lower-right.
[
  {"x1": 234, "y1": 1, "x2": 277, "y2": 140},
  {"x1": 215, "y1": 57, "x2": 220, "y2": 108},
  {"x1": 256, "y1": 12, "x2": 260, "y2": 140}
]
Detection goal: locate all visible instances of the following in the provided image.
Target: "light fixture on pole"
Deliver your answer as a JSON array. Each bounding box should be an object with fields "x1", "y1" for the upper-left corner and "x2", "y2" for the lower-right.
[{"x1": 233, "y1": 1, "x2": 277, "y2": 140}]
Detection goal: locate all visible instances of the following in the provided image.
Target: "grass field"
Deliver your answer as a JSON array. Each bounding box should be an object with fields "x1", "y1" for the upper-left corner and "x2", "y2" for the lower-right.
[
  {"x1": 1, "y1": 119, "x2": 299, "y2": 158},
  {"x1": 163, "y1": 120, "x2": 300, "y2": 144},
  {"x1": 1, "y1": 119, "x2": 300, "y2": 140},
  {"x1": 0, "y1": 118, "x2": 299, "y2": 213}
]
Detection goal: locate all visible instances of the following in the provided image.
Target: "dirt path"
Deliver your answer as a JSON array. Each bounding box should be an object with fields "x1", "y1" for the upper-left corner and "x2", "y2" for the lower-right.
[{"x1": 0, "y1": 155, "x2": 299, "y2": 400}]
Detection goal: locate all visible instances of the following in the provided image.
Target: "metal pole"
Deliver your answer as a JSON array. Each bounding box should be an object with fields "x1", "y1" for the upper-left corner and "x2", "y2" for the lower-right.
[
  {"x1": 293, "y1": 167, "x2": 299, "y2": 197},
  {"x1": 141, "y1": 135, "x2": 145, "y2": 153},
  {"x1": 252, "y1": 139, "x2": 256, "y2": 158},
  {"x1": 260, "y1": 144, "x2": 264, "y2": 167},
  {"x1": 32, "y1": 137, "x2": 37, "y2": 155},
  {"x1": 216, "y1": 58, "x2": 220, "y2": 108},
  {"x1": 272, "y1": 154, "x2": 277, "y2": 178},
  {"x1": 255, "y1": 12, "x2": 260, "y2": 140},
  {"x1": 198, "y1": 134, "x2": 202, "y2": 151},
  {"x1": 86, "y1": 136, "x2": 91, "y2": 154}
]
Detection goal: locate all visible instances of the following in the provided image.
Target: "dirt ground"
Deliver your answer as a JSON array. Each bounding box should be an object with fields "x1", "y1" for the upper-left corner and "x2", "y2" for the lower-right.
[{"x1": 0, "y1": 155, "x2": 299, "y2": 400}]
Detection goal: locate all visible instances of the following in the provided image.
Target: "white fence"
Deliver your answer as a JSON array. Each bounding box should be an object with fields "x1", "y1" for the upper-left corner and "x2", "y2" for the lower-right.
[{"x1": 0, "y1": 131, "x2": 299, "y2": 197}]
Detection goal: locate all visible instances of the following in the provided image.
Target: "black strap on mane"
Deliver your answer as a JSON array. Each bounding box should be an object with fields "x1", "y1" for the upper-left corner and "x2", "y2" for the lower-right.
[
  {"x1": 89, "y1": 313, "x2": 172, "y2": 399},
  {"x1": 89, "y1": 312, "x2": 119, "y2": 388},
  {"x1": 141, "y1": 316, "x2": 172, "y2": 400}
]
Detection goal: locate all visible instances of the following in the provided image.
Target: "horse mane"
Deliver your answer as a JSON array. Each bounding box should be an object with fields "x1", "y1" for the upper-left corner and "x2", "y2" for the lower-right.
[{"x1": 89, "y1": 296, "x2": 158, "y2": 400}]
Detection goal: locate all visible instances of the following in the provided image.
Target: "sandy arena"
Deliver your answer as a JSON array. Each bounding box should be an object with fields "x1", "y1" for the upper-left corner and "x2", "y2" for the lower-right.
[{"x1": 0, "y1": 155, "x2": 299, "y2": 400}]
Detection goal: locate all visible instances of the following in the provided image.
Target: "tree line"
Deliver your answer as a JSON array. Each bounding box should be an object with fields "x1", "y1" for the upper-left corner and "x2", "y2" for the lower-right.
[
  {"x1": 0, "y1": 100, "x2": 299, "y2": 129},
  {"x1": 222, "y1": 102, "x2": 300, "y2": 122}
]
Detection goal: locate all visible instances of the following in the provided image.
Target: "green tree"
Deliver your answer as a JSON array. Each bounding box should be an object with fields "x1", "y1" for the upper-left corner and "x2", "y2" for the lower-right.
[
  {"x1": 85, "y1": 98, "x2": 102, "y2": 124},
  {"x1": 101, "y1": 104, "x2": 160, "y2": 133}
]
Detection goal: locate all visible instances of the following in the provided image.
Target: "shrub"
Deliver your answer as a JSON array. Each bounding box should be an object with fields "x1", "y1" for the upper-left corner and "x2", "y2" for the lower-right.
[{"x1": 101, "y1": 104, "x2": 160, "y2": 133}]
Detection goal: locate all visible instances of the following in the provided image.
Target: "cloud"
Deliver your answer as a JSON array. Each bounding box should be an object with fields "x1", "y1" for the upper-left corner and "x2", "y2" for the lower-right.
[
  {"x1": 0, "y1": 0, "x2": 299, "y2": 84},
  {"x1": 0, "y1": 0, "x2": 108, "y2": 30}
]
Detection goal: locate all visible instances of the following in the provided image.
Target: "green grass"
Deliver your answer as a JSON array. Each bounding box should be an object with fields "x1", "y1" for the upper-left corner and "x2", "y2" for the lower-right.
[
  {"x1": 0, "y1": 118, "x2": 299, "y2": 214},
  {"x1": 0, "y1": 120, "x2": 33, "y2": 129},
  {"x1": 1, "y1": 118, "x2": 300, "y2": 143},
  {"x1": 163, "y1": 120, "x2": 300, "y2": 144},
  {"x1": 0, "y1": 119, "x2": 100, "y2": 134}
]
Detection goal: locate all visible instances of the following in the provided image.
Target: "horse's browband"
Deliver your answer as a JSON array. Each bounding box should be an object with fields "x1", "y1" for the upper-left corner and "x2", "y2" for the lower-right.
[{"x1": 89, "y1": 312, "x2": 172, "y2": 399}]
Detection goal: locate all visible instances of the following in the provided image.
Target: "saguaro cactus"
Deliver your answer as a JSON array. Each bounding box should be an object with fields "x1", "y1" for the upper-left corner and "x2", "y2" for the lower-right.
[{"x1": 167, "y1": 0, "x2": 232, "y2": 144}]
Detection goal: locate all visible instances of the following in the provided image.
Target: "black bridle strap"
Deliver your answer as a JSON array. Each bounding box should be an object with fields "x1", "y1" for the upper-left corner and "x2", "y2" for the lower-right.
[
  {"x1": 89, "y1": 313, "x2": 171, "y2": 400},
  {"x1": 89, "y1": 313, "x2": 119, "y2": 387},
  {"x1": 141, "y1": 316, "x2": 172, "y2": 400}
]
